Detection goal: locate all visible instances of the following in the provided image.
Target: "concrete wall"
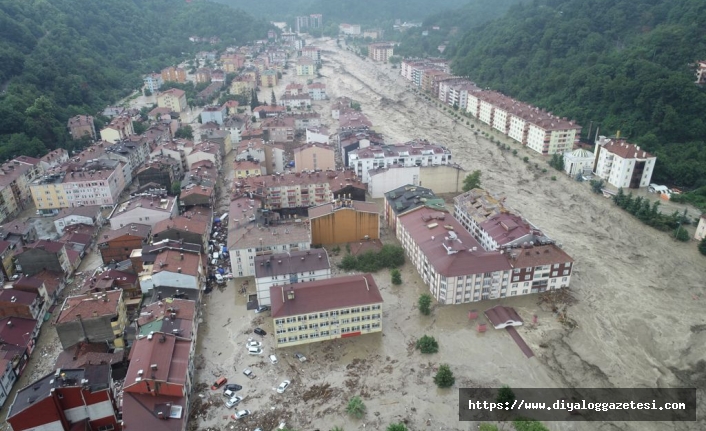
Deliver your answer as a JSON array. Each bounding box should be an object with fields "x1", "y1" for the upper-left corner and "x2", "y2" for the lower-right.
[
  {"x1": 418, "y1": 165, "x2": 465, "y2": 195},
  {"x1": 368, "y1": 165, "x2": 464, "y2": 199},
  {"x1": 56, "y1": 316, "x2": 115, "y2": 349}
]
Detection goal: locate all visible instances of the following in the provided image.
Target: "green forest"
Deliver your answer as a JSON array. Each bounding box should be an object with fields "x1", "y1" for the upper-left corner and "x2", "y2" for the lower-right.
[
  {"x1": 0, "y1": 0, "x2": 270, "y2": 160},
  {"x1": 448, "y1": 0, "x2": 706, "y2": 188}
]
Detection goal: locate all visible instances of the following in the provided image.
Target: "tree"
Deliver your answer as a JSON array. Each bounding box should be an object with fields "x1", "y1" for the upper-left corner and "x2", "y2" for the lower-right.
[
  {"x1": 346, "y1": 396, "x2": 366, "y2": 419},
  {"x1": 386, "y1": 424, "x2": 407, "y2": 431},
  {"x1": 171, "y1": 181, "x2": 182, "y2": 196},
  {"x1": 271, "y1": 89, "x2": 276, "y2": 105},
  {"x1": 433, "y1": 364, "x2": 455, "y2": 388},
  {"x1": 174, "y1": 125, "x2": 193, "y2": 139},
  {"x1": 462, "y1": 170, "x2": 482, "y2": 192},
  {"x1": 590, "y1": 179, "x2": 605, "y2": 194},
  {"x1": 415, "y1": 335, "x2": 439, "y2": 354},
  {"x1": 674, "y1": 226, "x2": 690, "y2": 242},
  {"x1": 699, "y1": 238, "x2": 706, "y2": 256},
  {"x1": 133, "y1": 121, "x2": 148, "y2": 135},
  {"x1": 390, "y1": 269, "x2": 402, "y2": 285},
  {"x1": 548, "y1": 153, "x2": 564, "y2": 171},
  {"x1": 250, "y1": 89, "x2": 260, "y2": 111},
  {"x1": 418, "y1": 293, "x2": 432, "y2": 315},
  {"x1": 496, "y1": 385, "x2": 516, "y2": 406}
]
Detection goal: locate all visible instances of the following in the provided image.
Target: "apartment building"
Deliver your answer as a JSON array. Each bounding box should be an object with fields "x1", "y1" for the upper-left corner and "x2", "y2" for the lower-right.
[
  {"x1": 108, "y1": 195, "x2": 178, "y2": 230},
  {"x1": 254, "y1": 249, "x2": 331, "y2": 306},
  {"x1": 152, "y1": 209, "x2": 212, "y2": 250},
  {"x1": 296, "y1": 57, "x2": 316, "y2": 76},
  {"x1": 97, "y1": 223, "x2": 151, "y2": 264},
  {"x1": 368, "y1": 164, "x2": 465, "y2": 199},
  {"x1": 186, "y1": 141, "x2": 222, "y2": 170},
  {"x1": 339, "y1": 23, "x2": 361, "y2": 35},
  {"x1": 348, "y1": 140, "x2": 452, "y2": 183},
  {"x1": 262, "y1": 117, "x2": 295, "y2": 142},
  {"x1": 293, "y1": 143, "x2": 335, "y2": 172},
  {"x1": 54, "y1": 290, "x2": 127, "y2": 349},
  {"x1": 592, "y1": 136, "x2": 656, "y2": 189},
  {"x1": 67, "y1": 115, "x2": 96, "y2": 141},
  {"x1": 438, "y1": 79, "x2": 479, "y2": 110},
  {"x1": 138, "y1": 249, "x2": 204, "y2": 294},
  {"x1": 161, "y1": 66, "x2": 187, "y2": 83},
  {"x1": 368, "y1": 43, "x2": 394, "y2": 62},
  {"x1": 0, "y1": 157, "x2": 43, "y2": 221},
  {"x1": 52, "y1": 205, "x2": 102, "y2": 236},
  {"x1": 227, "y1": 216, "x2": 311, "y2": 278},
  {"x1": 308, "y1": 82, "x2": 327, "y2": 100},
  {"x1": 309, "y1": 14, "x2": 323, "y2": 29},
  {"x1": 279, "y1": 94, "x2": 313, "y2": 110},
  {"x1": 157, "y1": 88, "x2": 188, "y2": 113},
  {"x1": 300, "y1": 46, "x2": 321, "y2": 63},
  {"x1": 201, "y1": 104, "x2": 227, "y2": 125},
  {"x1": 136, "y1": 157, "x2": 182, "y2": 192},
  {"x1": 271, "y1": 273, "x2": 383, "y2": 348},
  {"x1": 306, "y1": 127, "x2": 329, "y2": 145},
  {"x1": 143, "y1": 73, "x2": 163, "y2": 93},
  {"x1": 220, "y1": 54, "x2": 245, "y2": 72},
  {"x1": 99, "y1": 115, "x2": 134, "y2": 144},
  {"x1": 383, "y1": 184, "x2": 446, "y2": 230},
  {"x1": 260, "y1": 69, "x2": 278, "y2": 87},
  {"x1": 15, "y1": 240, "x2": 74, "y2": 277},
  {"x1": 235, "y1": 169, "x2": 365, "y2": 210}
]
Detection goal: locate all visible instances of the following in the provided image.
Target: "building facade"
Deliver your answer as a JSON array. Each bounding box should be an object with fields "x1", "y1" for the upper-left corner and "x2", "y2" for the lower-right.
[
  {"x1": 254, "y1": 249, "x2": 331, "y2": 307},
  {"x1": 67, "y1": 115, "x2": 96, "y2": 141},
  {"x1": 308, "y1": 200, "x2": 380, "y2": 245},
  {"x1": 348, "y1": 140, "x2": 452, "y2": 184},
  {"x1": 592, "y1": 136, "x2": 656, "y2": 189},
  {"x1": 271, "y1": 273, "x2": 383, "y2": 348},
  {"x1": 293, "y1": 143, "x2": 335, "y2": 172},
  {"x1": 157, "y1": 88, "x2": 188, "y2": 113}
]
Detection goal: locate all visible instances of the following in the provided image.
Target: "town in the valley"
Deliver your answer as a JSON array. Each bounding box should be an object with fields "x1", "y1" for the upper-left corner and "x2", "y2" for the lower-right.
[{"x1": 0, "y1": 13, "x2": 704, "y2": 431}]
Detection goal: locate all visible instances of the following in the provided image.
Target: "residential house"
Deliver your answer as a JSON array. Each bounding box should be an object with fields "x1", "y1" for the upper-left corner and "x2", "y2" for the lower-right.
[
  {"x1": 306, "y1": 127, "x2": 329, "y2": 145},
  {"x1": 138, "y1": 249, "x2": 204, "y2": 295},
  {"x1": 308, "y1": 200, "x2": 379, "y2": 245},
  {"x1": 695, "y1": 215, "x2": 706, "y2": 241},
  {"x1": 563, "y1": 148, "x2": 595, "y2": 178},
  {"x1": 130, "y1": 239, "x2": 201, "y2": 276},
  {"x1": 254, "y1": 249, "x2": 331, "y2": 307},
  {"x1": 52, "y1": 206, "x2": 103, "y2": 236},
  {"x1": 308, "y1": 82, "x2": 327, "y2": 100},
  {"x1": 228, "y1": 204, "x2": 311, "y2": 277},
  {"x1": 67, "y1": 115, "x2": 96, "y2": 141},
  {"x1": 253, "y1": 105, "x2": 286, "y2": 118},
  {"x1": 234, "y1": 160, "x2": 263, "y2": 179},
  {"x1": 162, "y1": 66, "x2": 187, "y2": 83},
  {"x1": 0, "y1": 290, "x2": 43, "y2": 320},
  {"x1": 15, "y1": 240, "x2": 74, "y2": 277},
  {"x1": 291, "y1": 113, "x2": 321, "y2": 130},
  {"x1": 54, "y1": 290, "x2": 127, "y2": 349},
  {"x1": 157, "y1": 88, "x2": 188, "y2": 113},
  {"x1": 122, "y1": 333, "x2": 192, "y2": 431},
  {"x1": 383, "y1": 184, "x2": 445, "y2": 230},
  {"x1": 136, "y1": 157, "x2": 183, "y2": 192},
  {"x1": 144, "y1": 73, "x2": 163, "y2": 93},
  {"x1": 696, "y1": 61, "x2": 706, "y2": 85},
  {"x1": 293, "y1": 143, "x2": 335, "y2": 172},
  {"x1": 200, "y1": 105, "x2": 227, "y2": 125},
  {"x1": 296, "y1": 57, "x2": 316, "y2": 76},
  {"x1": 331, "y1": 97, "x2": 353, "y2": 119},
  {"x1": 300, "y1": 46, "x2": 321, "y2": 63},
  {"x1": 262, "y1": 117, "x2": 295, "y2": 142},
  {"x1": 108, "y1": 195, "x2": 178, "y2": 230},
  {"x1": 13, "y1": 271, "x2": 63, "y2": 305},
  {"x1": 6, "y1": 364, "x2": 120, "y2": 431},
  {"x1": 367, "y1": 164, "x2": 466, "y2": 199},
  {"x1": 186, "y1": 141, "x2": 222, "y2": 170},
  {"x1": 348, "y1": 139, "x2": 452, "y2": 183},
  {"x1": 97, "y1": 223, "x2": 152, "y2": 264},
  {"x1": 271, "y1": 273, "x2": 382, "y2": 348},
  {"x1": 148, "y1": 106, "x2": 173, "y2": 121},
  {"x1": 152, "y1": 209, "x2": 212, "y2": 250},
  {"x1": 260, "y1": 69, "x2": 278, "y2": 87},
  {"x1": 196, "y1": 82, "x2": 223, "y2": 105},
  {"x1": 195, "y1": 68, "x2": 211, "y2": 84},
  {"x1": 99, "y1": 115, "x2": 134, "y2": 143},
  {"x1": 180, "y1": 183, "x2": 214, "y2": 209},
  {"x1": 592, "y1": 136, "x2": 656, "y2": 189},
  {"x1": 0, "y1": 157, "x2": 43, "y2": 220},
  {"x1": 81, "y1": 269, "x2": 142, "y2": 311},
  {"x1": 368, "y1": 43, "x2": 394, "y2": 62},
  {"x1": 279, "y1": 94, "x2": 312, "y2": 110},
  {"x1": 0, "y1": 221, "x2": 38, "y2": 249},
  {"x1": 39, "y1": 149, "x2": 69, "y2": 171}
]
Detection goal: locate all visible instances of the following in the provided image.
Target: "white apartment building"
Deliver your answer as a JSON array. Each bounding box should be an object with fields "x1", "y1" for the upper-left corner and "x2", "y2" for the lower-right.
[
  {"x1": 108, "y1": 195, "x2": 178, "y2": 229},
  {"x1": 254, "y1": 249, "x2": 331, "y2": 306},
  {"x1": 307, "y1": 83, "x2": 327, "y2": 100},
  {"x1": 592, "y1": 136, "x2": 656, "y2": 189},
  {"x1": 348, "y1": 140, "x2": 452, "y2": 183}
]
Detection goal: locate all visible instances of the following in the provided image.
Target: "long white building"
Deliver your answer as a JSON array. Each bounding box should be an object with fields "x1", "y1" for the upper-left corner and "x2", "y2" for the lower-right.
[{"x1": 348, "y1": 140, "x2": 452, "y2": 183}]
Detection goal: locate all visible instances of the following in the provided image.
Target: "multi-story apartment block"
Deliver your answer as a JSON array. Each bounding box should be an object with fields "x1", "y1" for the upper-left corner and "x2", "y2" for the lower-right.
[
  {"x1": 54, "y1": 290, "x2": 127, "y2": 349},
  {"x1": 383, "y1": 184, "x2": 446, "y2": 230},
  {"x1": 262, "y1": 117, "x2": 295, "y2": 142},
  {"x1": 368, "y1": 43, "x2": 394, "y2": 62},
  {"x1": 0, "y1": 157, "x2": 43, "y2": 220},
  {"x1": 230, "y1": 75, "x2": 256, "y2": 95},
  {"x1": 234, "y1": 139, "x2": 285, "y2": 175},
  {"x1": 201, "y1": 104, "x2": 227, "y2": 125},
  {"x1": 271, "y1": 273, "x2": 382, "y2": 348},
  {"x1": 308, "y1": 82, "x2": 327, "y2": 100},
  {"x1": 186, "y1": 141, "x2": 222, "y2": 170},
  {"x1": 368, "y1": 164, "x2": 465, "y2": 199},
  {"x1": 300, "y1": 46, "x2": 321, "y2": 63},
  {"x1": 260, "y1": 68, "x2": 278, "y2": 87},
  {"x1": 136, "y1": 157, "x2": 182, "y2": 192},
  {"x1": 220, "y1": 54, "x2": 245, "y2": 72},
  {"x1": 233, "y1": 160, "x2": 262, "y2": 179},
  {"x1": 99, "y1": 115, "x2": 134, "y2": 144},
  {"x1": 235, "y1": 169, "x2": 366, "y2": 210},
  {"x1": 363, "y1": 29, "x2": 384, "y2": 39},
  {"x1": 98, "y1": 223, "x2": 151, "y2": 264},
  {"x1": 294, "y1": 143, "x2": 335, "y2": 172},
  {"x1": 194, "y1": 68, "x2": 211, "y2": 84},
  {"x1": 438, "y1": 79, "x2": 479, "y2": 110},
  {"x1": 161, "y1": 66, "x2": 187, "y2": 83},
  {"x1": 309, "y1": 200, "x2": 379, "y2": 245},
  {"x1": 339, "y1": 23, "x2": 361, "y2": 35},
  {"x1": 7, "y1": 365, "x2": 121, "y2": 431},
  {"x1": 67, "y1": 115, "x2": 96, "y2": 141},
  {"x1": 295, "y1": 15, "x2": 309, "y2": 33},
  {"x1": 349, "y1": 140, "x2": 452, "y2": 183},
  {"x1": 296, "y1": 57, "x2": 316, "y2": 76},
  {"x1": 143, "y1": 73, "x2": 163, "y2": 93},
  {"x1": 592, "y1": 136, "x2": 656, "y2": 189},
  {"x1": 157, "y1": 88, "x2": 188, "y2": 113},
  {"x1": 15, "y1": 240, "x2": 73, "y2": 277},
  {"x1": 309, "y1": 14, "x2": 323, "y2": 29},
  {"x1": 254, "y1": 249, "x2": 331, "y2": 306},
  {"x1": 39, "y1": 149, "x2": 69, "y2": 171},
  {"x1": 108, "y1": 195, "x2": 178, "y2": 230}
]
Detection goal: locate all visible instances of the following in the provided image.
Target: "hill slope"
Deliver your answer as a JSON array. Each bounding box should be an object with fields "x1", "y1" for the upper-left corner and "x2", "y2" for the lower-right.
[
  {"x1": 0, "y1": 0, "x2": 270, "y2": 159},
  {"x1": 449, "y1": 0, "x2": 706, "y2": 187}
]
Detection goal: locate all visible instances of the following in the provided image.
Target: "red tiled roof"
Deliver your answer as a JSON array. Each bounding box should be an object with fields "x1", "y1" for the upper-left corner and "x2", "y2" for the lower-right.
[
  {"x1": 124, "y1": 333, "x2": 189, "y2": 388},
  {"x1": 122, "y1": 392, "x2": 186, "y2": 431},
  {"x1": 152, "y1": 249, "x2": 201, "y2": 277},
  {"x1": 271, "y1": 274, "x2": 383, "y2": 318},
  {"x1": 136, "y1": 298, "x2": 196, "y2": 327},
  {"x1": 397, "y1": 207, "x2": 512, "y2": 277},
  {"x1": 479, "y1": 213, "x2": 532, "y2": 246},
  {"x1": 56, "y1": 290, "x2": 122, "y2": 324},
  {"x1": 23, "y1": 240, "x2": 65, "y2": 254},
  {"x1": 484, "y1": 305, "x2": 523, "y2": 329},
  {"x1": 506, "y1": 244, "x2": 574, "y2": 268},
  {"x1": 99, "y1": 223, "x2": 152, "y2": 243},
  {"x1": 152, "y1": 211, "x2": 210, "y2": 237},
  {"x1": 0, "y1": 317, "x2": 37, "y2": 346},
  {"x1": 602, "y1": 140, "x2": 654, "y2": 159},
  {"x1": 0, "y1": 289, "x2": 36, "y2": 305}
]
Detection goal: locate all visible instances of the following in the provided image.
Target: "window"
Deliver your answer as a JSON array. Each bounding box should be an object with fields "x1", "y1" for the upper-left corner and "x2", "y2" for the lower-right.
[
  {"x1": 524, "y1": 275, "x2": 531, "y2": 280},
  {"x1": 275, "y1": 319, "x2": 284, "y2": 325},
  {"x1": 513, "y1": 268, "x2": 520, "y2": 274},
  {"x1": 563, "y1": 270, "x2": 569, "y2": 275}
]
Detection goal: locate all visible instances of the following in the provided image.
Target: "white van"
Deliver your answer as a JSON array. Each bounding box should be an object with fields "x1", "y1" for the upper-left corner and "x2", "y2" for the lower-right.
[{"x1": 248, "y1": 346, "x2": 263, "y2": 355}]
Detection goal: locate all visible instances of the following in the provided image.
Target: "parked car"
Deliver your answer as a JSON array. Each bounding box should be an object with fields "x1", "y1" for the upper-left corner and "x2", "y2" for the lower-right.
[
  {"x1": 224, "y1": 395, "x2": 243, "y2": 409},
  {"x1": 243, "y1": 368, "x2": 255, "y2": 379},
  {"x1": 294, "y1": 353, "x2": 307, "y2": 362},
  {"x1": 269, "y1": 354, "x2": 278, "y2": 364},
  {"x1": 254, "y1": 328, "x2": 267, "y2": 336},
  {"x1": 248, "y1": 347, "x2": 263, "y2": 355},
  {"x1": 215, "y1": 274, "x2": 225, "y2": 284},
  {"x1": 247, "y1": 340, "x2": 262, "y2": 348},
  {"x1": 276, "y1": 380, "x2": 291, "y2": 394},
  {"x1": 232, "y1": 410, "x2": 251, "y2": 420},
  {"x1": 211, "y1": 376, "x2": 227, "y2": 390},
  {"x1": 223, "y1": 386, "x2": 242, "y2": 397},
  {"x1": 255, "y1": 305, "x2": 270, "y2": 313}
]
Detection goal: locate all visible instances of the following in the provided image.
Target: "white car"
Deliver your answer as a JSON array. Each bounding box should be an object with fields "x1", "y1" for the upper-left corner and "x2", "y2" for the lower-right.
[
  {"x1": 248, "y1": 347, "x2": 263, "y2": 355},
  {"x1": 224, "y1": 395, "x2": 243, "y2": 409},
  {"x1": 247, "y1": 340, "x2": 262, "y2": 348},
  {"x1": 269, "y1": 354, "x2": 278, "y2": 364},
  {"x1": 276, "y1": 380, "x2": 290, "y2": 394},
  {"x1": 215, "y1": 274, "x2": 225, "y2": 284},
  {"x1": 232, "y1": 409, "x2": 251, "y2": 420}
]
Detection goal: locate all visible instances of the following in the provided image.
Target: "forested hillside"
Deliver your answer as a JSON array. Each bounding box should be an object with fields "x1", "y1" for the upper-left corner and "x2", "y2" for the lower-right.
[
  {"x1": 448, "y1": 0, "x2": 706, "y2": 187},
  {"x1": 212, "y1": 0, "x2": 469, "y2": 24},
  {"x1": 0, "y1": 0, "x2": 270, "y2": 160},
  {"x1": 393, "y1": 0, "x2": 522, "y2": 58}
]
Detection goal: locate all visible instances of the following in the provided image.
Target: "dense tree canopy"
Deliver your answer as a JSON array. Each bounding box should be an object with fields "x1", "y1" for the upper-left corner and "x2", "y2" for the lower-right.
[
  {"x1": 0, "y1": 0, "x2": 271, "y2": 160},
  {"x1": 448, "y1": 0, "x2": 706, "y2": 187}
]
